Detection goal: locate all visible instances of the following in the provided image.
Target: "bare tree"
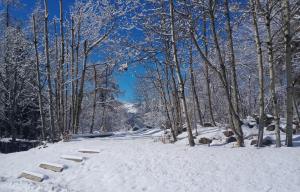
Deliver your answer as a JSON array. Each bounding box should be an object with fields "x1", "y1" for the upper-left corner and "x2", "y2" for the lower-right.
[
  {"x1": 282, "y1": 0, "x2": 293, "y2": 147},
  {"x1": 169, "y1": 0, "x2": 195, "y2": 146},
  {"x1": 90, "y1": 65, "x2": 97, "y2": 133},
  {"x1": 32, "y1": 14, "x2": 46, "y2": 140},
  {"x1": 44, "y1": 0, "x2": 55, "y2": 141},
  {"x1": 250, "y1": 0, "x2": 265, "y2": 147}
]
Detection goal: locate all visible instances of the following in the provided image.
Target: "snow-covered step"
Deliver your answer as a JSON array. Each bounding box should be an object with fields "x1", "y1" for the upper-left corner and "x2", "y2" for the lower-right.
[
  {"x1": 39, "y1": 162, "x2": 65, "y2": 172},
  {"x1": 61, "y1": 155, "x2": 84, "y2": 162},
  {"x1": 78, "y1": 148, "x2": 100, "y2": 154},
  {"x1": 19, "y1": 171, "x2": 46, "y2": 182}
]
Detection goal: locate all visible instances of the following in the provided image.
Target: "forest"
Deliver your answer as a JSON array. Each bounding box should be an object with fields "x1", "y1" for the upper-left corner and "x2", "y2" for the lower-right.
[{"x1": 1, "y1": 0, "x2": 299, "y2": 147}]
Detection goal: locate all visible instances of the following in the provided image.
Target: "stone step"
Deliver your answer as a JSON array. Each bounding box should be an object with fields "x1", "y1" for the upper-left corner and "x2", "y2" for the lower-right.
[
  {"x1": 19, "y1": 171, "x2": 46, "y2": 182},
  {"x1": 78, "y1": 149, "x2": 100, "y2": 154},
  {"x1": 61, "y1": 155, "x2": 84, "y2": 162},
  {"x1": 39, "y1": 162, "x2": 65, "y2": 172}
]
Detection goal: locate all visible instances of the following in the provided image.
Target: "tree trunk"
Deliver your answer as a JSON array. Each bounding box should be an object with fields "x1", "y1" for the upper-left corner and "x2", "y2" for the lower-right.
[
  {"x1": 74, "y1": 40, "x2": 88, "y2": 134},
  {"x1": 263, "y1": 0, "x2": 281, "y2": 147},
  {"x1": 224, "y1": 0, "x2": 240, "y2": 115},
  {"x1": 282, "y1": 0, "x2": 293, "y2": 147},
  {"x1": 70, "y1": 17, "x2": 75, "y2": 134},
  {"x1": 59, "y1": 0, "x2": 65, "y2": 134},
  {"x1": 250, "y1": 0, "x2": 265, "y2": 147},
  {"x1": 154, "y1": 62, "x2": 177, "y2": 141},
  {"x1": 32, "y1": 15, "x2": 46, "y2": 140},
  {"x1": 169, "y1": 63, "x2": 182, "y2": 135},
  {"x1": 189, "y1": 38, "x2": 203, "y2": 126},
  {"x1": 73, "y1": 17, "x2": 82, "y2": 133},
  {"x1": 202, "y1": 10, "x2": 216, "y2": 125},
  {"x1": 90, "y1": 65, "x2": 97, "y2": 134},
  {"x1": 44, "y1": 0, "x2": 55, "y2": 141},
  {"x1": 169, "y1": 0, "x2": 195, "y2": 146}
]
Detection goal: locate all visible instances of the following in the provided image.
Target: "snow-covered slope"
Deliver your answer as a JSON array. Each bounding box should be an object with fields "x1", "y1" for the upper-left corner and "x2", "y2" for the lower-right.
[
  {"x1": 0, "y1": 129, "x2": 300, "y2": 192},
  {"x1": 123, "y1": 102, "x2": 138, "y2": 114}
]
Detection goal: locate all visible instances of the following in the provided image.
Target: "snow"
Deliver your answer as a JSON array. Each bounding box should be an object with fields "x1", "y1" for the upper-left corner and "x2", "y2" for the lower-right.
[
  {"x1": 123, "y1": 103, "x2": 138, "y2": 114},
  {"x1": 0, "y1": 128, "x2": 300, "y2": 192}
]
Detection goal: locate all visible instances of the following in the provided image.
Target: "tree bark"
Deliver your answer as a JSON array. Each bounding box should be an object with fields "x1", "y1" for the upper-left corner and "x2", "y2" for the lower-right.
[
  {"x1": 262, "y1": 0, "x2": 281, "y2": 147},
  {"x1": 74, "y1": 40, "x2": 88, "y2": 134},
  {"x1": 73, "y1": 16, "x2": 82, "y2": 133},
  {"x1": 90, "y1": 65, "x2": 97, "y2": 134},
  {"x1": 202, "y1": 9, "x2": 216, "y2": 125},
  {"x1": 44, "y1": 0, "x2": 55, "y2": 141},
  {"x1": 70, "y1": 17, "x2": 75, "y2": 134},
  {"x1": 282, "y1": 0, "x2": 293, "y2": 147},
  {"x1": 33, "y1": 15, "x2": 46, "y2": 140},
  {"x1": 224, "y1": 0, "x2": 240, "y2": 115},
  {"x1": 169, "y1": 0, "x2": 195, "y2": 146},
  {"x1": 189, "y1": 38, "x2": 203, "y2": 126},
  {"x1": 59, "y1": 0, "x2": 65, "y2": 134},
  {"x1": 250, "y1": 0, "x2": 265, "y2": 147}
]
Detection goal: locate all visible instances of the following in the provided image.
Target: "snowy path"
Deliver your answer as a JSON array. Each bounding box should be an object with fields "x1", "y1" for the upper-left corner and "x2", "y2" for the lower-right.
[{"x1": 0, "y1": 131, "x2": 300, "y2": 192}]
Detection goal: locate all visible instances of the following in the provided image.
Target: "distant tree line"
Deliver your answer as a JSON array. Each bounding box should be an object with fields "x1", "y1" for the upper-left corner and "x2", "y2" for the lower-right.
[{"x1": 0, "y1": 0, "x2": 136, "y2": 141}]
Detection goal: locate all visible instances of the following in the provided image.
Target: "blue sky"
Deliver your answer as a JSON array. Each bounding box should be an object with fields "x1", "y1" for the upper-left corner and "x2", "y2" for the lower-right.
[{"x1": 3, "y1": 0, "x2": 139, "y2": 102}]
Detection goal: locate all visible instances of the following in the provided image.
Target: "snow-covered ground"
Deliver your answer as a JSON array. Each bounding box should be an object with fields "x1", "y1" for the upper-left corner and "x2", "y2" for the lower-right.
[{"x1": 0, "y1": 128, "x2": 300, "y2": 192}]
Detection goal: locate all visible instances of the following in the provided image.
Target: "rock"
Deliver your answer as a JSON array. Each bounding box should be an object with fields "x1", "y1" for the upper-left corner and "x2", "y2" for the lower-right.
[
  {"x1": 182, "y1": 127, "x2": 187, "y2": 132},
  {"x1": 203, "y1": 122, "x2": 213, "y2": 127},
  {"x1": 266, "y1": 124, "x2": 275, "y2": 131},
  {"x1": 252, "y1": 114, "x2": 259, "y2": 124},
  {"x1": 20, "y1": 171, "x2": 46, "y2": 182},
  {"x1": 132, "y1": 127, "x2": 139, "y2": 131},
  {"x1": 226, "y1": 136, "x2": 237, "y2": 143},
  {"x1": 250, "y1": 139, "x2": 258, "y2": 145},
  {"x1": 39, "y1": 163, "x2": 65, "y2": 172},
  {"x1": 262, "y1": 136, "x2": 273, "y2": 146},
  {"x1": 199, "y1": 137, "x2": 212, "y2": 144},
  {"x1": 78, "y1": 149, "x2": 100, "y2": 153},
  {"x1": 265, "y1": 114, "x2": 274, "y2": 126},
  {"x1": 223, "y1": 130, "x2": 234, "y2": 137},
  {"x1": 248, "y1": 121, "x2": 257, "y2": 128},
  {"x1": 266, "y1": 114, "x2": 274, "y2": 119},
  {"x1": 250, "y1": 137, "x2": 273, "y2": 146},
  {"x1": 61, "y1": 155, "x2": 84, "y2": 162}
]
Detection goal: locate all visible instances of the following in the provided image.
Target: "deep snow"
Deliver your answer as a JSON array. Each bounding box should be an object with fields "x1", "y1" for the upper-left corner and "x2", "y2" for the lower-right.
[{"x1": 0, "y1": 128, "x2": 300, "y2": 192}]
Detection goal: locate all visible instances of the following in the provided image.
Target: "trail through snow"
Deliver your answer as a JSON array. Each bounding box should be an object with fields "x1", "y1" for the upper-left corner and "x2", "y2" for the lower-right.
[{"x1": 0, "y1": 128, "x2": 300, "y2": 192}]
